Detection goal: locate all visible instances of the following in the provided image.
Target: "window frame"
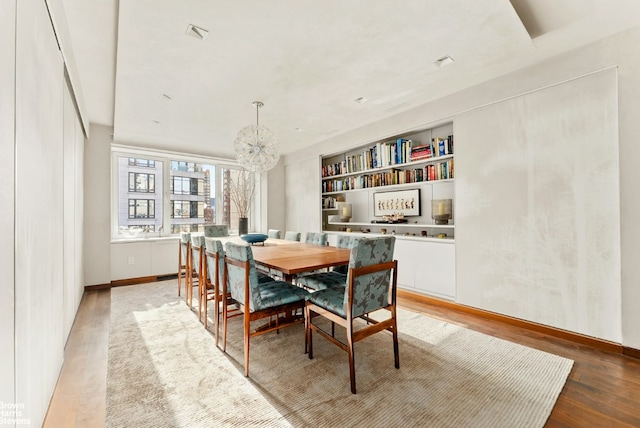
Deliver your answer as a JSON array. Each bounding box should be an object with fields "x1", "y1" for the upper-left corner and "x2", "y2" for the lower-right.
[
  {"x1": 128, "y1": 172, "x2": 155, "y2": 193},
  {"x1": 111, "y1": 145, "x2": 260, "y2": 240},
  {"x1": 128, "y1": 198, "x2": 155, "y2": 219}
]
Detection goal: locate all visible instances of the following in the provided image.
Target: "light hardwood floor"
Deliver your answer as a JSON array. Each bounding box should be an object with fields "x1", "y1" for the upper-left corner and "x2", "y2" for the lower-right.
[{"x1": 43, "y1": 283, "x2": 640, "y2": 427}]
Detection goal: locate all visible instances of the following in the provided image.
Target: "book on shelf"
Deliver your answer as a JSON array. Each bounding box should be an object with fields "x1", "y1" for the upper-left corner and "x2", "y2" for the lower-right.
[
  {"x1": 322, "y1": 133, "x2": 454, "y2": 181},
  {"x1": 321, "y1": 159, "x2": 454, "y2": 194}
]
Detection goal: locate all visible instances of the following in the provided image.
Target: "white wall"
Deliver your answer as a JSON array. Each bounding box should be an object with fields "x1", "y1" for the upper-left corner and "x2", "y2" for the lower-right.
[
  {"x1": 0, "y1": 1, "x2": 87, "y2": 424},
  {"x1": 285, "y1": 155, "x2": 321, "y2": 234},
  {"x1": 84, "y1": 124, "x2": 113, "y2": 285},
  {"x1": 614, "y1": 30, "x2": 640, "y2": 352},
  {"x1": 455, "y1": 69, "x2": 620, "y2": 341},
  {"x1": 265, "y1": 158, "x2": 286, "y2": 233},
  {"x1": 0, "y1": 0, "x2": 16, "y2": 412},
  {"x1": 284, "y1": 26, "x2": 640, "y2": 349},
  {"x1": 63, "y1": 79, "x2": 85, "y2": 341},
  {"x1": 15, "y1": 0, "x2": 64, "y2": 424}
]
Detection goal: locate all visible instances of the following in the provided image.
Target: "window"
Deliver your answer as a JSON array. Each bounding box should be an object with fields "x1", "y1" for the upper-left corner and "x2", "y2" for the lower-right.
[
  {"x1": 170, "y1": 176, "x2": 205, "y2": 196},
  {"x1": 129, "y1": 172, "x2": 155, "y2": 193},
  {"x1": 169, "y1": 160, "x2": 211, "y2": 233},
  {"x1": 171, "y1": 160, "x2": 196, "y2": 172},
  {"x1": 128, "y1": 199, "x2": 155, "y2": 219},
  {"x1": 128, "y1": 157, "x2": 155, "y2": 168},
  {"x1": 171, "y1": 201, "x2": 204, "y2": 219},
  {"x1": 112, "y1": 148, "x2": 253, "y2": 239}
]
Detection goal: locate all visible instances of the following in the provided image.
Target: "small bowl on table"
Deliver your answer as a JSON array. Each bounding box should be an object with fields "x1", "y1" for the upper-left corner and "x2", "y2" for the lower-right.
[{"x1": 240, "y1": 233, "x2": 269, "y2": 246}]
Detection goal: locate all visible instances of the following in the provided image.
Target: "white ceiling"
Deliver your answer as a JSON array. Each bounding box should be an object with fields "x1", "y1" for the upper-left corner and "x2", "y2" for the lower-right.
[{"x1": 61, "y1": 0, "x2": 640, "y2": 159}]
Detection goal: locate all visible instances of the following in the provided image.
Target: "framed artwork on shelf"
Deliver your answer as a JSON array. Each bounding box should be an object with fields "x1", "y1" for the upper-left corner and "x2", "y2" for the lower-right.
[{"x1": 373, "y1": 188, "x2": 420, "y2": 217}]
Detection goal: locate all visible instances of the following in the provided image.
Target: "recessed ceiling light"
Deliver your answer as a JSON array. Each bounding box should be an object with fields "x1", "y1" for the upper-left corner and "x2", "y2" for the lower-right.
[
  {"x1": 186, "y1": 24, "x2": 208, "y2": 40},
  {"x1": 354, "y1": 97, "x2": 368, "y2": 104},
  {"x1": 434, "y1": 55, "x2": 454, "y2": 68},
  {"x1": 160, "y1": 93, "x2": 172, "y2": 100}
]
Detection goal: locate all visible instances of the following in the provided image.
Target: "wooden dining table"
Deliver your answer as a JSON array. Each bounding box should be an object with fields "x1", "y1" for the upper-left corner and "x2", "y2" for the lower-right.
[{"x1": 243, "y1": 238, "x2": 351, "y2": 282}]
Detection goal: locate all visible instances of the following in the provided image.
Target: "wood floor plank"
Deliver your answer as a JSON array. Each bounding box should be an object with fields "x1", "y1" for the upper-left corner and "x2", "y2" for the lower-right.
[{"x1": 43, "y1": 284, "x2": 640, "y2": 427}]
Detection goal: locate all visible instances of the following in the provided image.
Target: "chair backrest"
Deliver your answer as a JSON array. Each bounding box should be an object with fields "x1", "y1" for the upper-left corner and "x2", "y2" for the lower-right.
[
  {"x1": 305, "y1": 232, "x2": 327, "y2": 246},
  {"x1": 284, "y1": 231, "x2": 301, "y2": 241},
  {"x1": 191, "y1": 234, "x2": 205, "y2": 273},
  {"x1": 204, "y1": 225, "x2": 229, "y2": 237},
  {"x1": 344, "y1": 236, "x2": 396, "y2": 318},
  {"x1": 333, "y1": 235, "x2": 353, "y2": 274},
  {"x1": 204, "y1": 237, "x2": 224, "y2": 288},
  {"x1": 336, "y1": 235, "x2": 353, "y2": 249},
  {"x1": 224, "y1": 242, "x2": 264, "y2": 312},
  {"x1": 180, "y1": 232, "x2": 192, "y2": 261},
  {"x1": 267, "y1": 229, "x2": 281, "y2": 239}
]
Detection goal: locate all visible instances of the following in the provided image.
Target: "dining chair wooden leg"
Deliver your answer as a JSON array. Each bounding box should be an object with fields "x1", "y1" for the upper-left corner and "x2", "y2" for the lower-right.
[
  {"x1": 307, "y1": 306, "x2": 314, "y2": 359},
  {"x1": 178, "y1": 245, "x2": 183, "y2": 297},
  {"x1": 222, "y1": 289, "x2": 228, "y2": 353},
  {"x1": 244, "y1": 312, "x2": 251, "y2": 377},
  {"x1": 304, "y1": 306, "x2": 308, "y2": 354},
  {"x1": 213, "y1": 283, "x2": 219, "y2": 347},
  {"x1": 186, "y1": 272, "x2": 191, "y2": 307},
  {"x1": 347, "y1": 319, "x2": 356, "y2": 394},
  {"x1": 203, "y1": 285, "x2": 208, "y2": 329},
  {"x1": 393, "y1": 317, "x2": 400, "y2": 369},
  {"x1": 197, "y1": 273, "x2": 202, "y2": 322}
]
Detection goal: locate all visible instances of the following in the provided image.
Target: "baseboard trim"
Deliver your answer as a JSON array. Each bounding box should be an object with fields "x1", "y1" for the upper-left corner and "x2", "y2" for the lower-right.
[
  {"x1": 398, "y1": 289, "x2": 634, "y2": 357},
  {"x1": 623, "y1": 347, "x2": 640, "y2": 359},
  {"x1": 84, "y1": 273, "x2": 178, "y2": 291},
  {"x1": 84, "y1": 283, "x2": 111, "y2": 291}
]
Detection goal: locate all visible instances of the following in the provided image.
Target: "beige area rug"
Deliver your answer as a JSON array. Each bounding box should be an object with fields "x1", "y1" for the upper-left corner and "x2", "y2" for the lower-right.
[{"x1": 106, "y1": 281, "x2": 573, "y2": 428}]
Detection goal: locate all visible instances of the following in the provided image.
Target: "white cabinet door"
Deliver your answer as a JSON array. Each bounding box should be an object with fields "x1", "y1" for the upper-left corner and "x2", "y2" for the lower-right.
[
  {"x1": 393, "y1": 239, "x2": 416, "y2": 290},
  {"x1": 413, "y1": 242, "x2": 456, "y2": 300},
  {"x1": 395, "y1": 239, "x2": 455, "y2": 299}
]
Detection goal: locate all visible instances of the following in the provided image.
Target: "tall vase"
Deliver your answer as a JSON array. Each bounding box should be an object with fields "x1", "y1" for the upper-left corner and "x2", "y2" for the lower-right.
[{"x1": 239, "y1": 217, "x2": 248, "y2": 236}]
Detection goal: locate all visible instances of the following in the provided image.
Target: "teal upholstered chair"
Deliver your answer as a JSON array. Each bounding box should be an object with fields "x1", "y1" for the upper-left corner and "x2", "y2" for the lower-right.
[
  {"x1": 304, "y1": 232, "x2": 327, "y2": 246},
  {"x1": 190, "y1": 234, "x2": 205, "y2": 313},
  {"x1": 305, "y1": 236, "x2": 399, "y2": 393},
  {"x1": 297, "y1": 234, "x2": 349, "y2": 290},
  {"x1": 203, "y1": 238, "x2": 273, "y2": 337},
  {"x1": 284, "y1": 231, "x2": 301, "y2": 241},
  {"x1": 332, "y1": 235, "x2": 353, "y2": 274},
  {"x1": 263, "y1": 230, "x2": 301, "y2": 280},
  {"x1": 267, "y1": 229, "x2": 281, "y2": 239},
  {"x1": 204, "y1": 225, "x2": 229, "y2": 237},
  {"x1": 178, "y1": 232, "x2": 192, "y2": 298},
  {"x1": 298, "y1": 231, "x2": 329, "y2": 280},
  {"x1": 203, "y1": 238, "x2": 225, "y2": 334},
  {"x1": 223, "y1": 242, "x2": 310, "y2": 376},
  {"x1": 296, "y1": 270, "x2": 347, "y2": 291}
]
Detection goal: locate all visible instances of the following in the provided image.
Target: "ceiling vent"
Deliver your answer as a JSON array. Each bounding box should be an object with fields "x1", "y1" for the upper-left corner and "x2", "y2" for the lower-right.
[
  {"x1": 434, "y1": 55, "x2": 454, "y2": 68},
  {"x1": 186, "y1": 24, "x2": 208, "y2": 40}
]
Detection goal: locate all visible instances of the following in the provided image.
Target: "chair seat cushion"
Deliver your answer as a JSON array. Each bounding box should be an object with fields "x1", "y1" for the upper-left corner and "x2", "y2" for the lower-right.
[
  {"x1": 257, "y1": 271, "x2": 273, "y2": 284},
  {"x1": 307, "y1": 286, "x2": 346, "y2": 317},
  {"x1": 258, "y1": 281, "x2": 309, "y2": 309},
  {"x1": 297, "y1": 271, "x2": 347, "y2": 291},
  {"x1": 332, "y1": 264, "x2": 348, "y2": 275}
]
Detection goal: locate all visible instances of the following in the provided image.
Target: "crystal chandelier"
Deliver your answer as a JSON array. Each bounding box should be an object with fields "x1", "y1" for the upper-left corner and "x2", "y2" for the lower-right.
[{"x1": 233, "y1": 101, "x2": 280, "y2": 172}]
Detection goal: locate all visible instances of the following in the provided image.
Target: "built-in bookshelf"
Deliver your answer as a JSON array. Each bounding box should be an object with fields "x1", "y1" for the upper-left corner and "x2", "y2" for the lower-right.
[
  {"x1": 319, "y1": 121, "x2": 457, "y2": 299},
  {"x1": 320, "y1": 121, "x2": 456, "y2": 239}
]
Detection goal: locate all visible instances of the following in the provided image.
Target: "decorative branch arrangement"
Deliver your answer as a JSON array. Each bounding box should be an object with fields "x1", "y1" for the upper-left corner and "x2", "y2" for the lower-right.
[{"x1": 228, "y1": 168, "x2": 255, "y2": 218}]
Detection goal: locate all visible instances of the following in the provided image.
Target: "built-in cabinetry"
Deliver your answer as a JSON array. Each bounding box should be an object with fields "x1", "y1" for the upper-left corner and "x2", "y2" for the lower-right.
[{"x1": 321, "y1": 121, "x2": 456, "y2": 299}]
